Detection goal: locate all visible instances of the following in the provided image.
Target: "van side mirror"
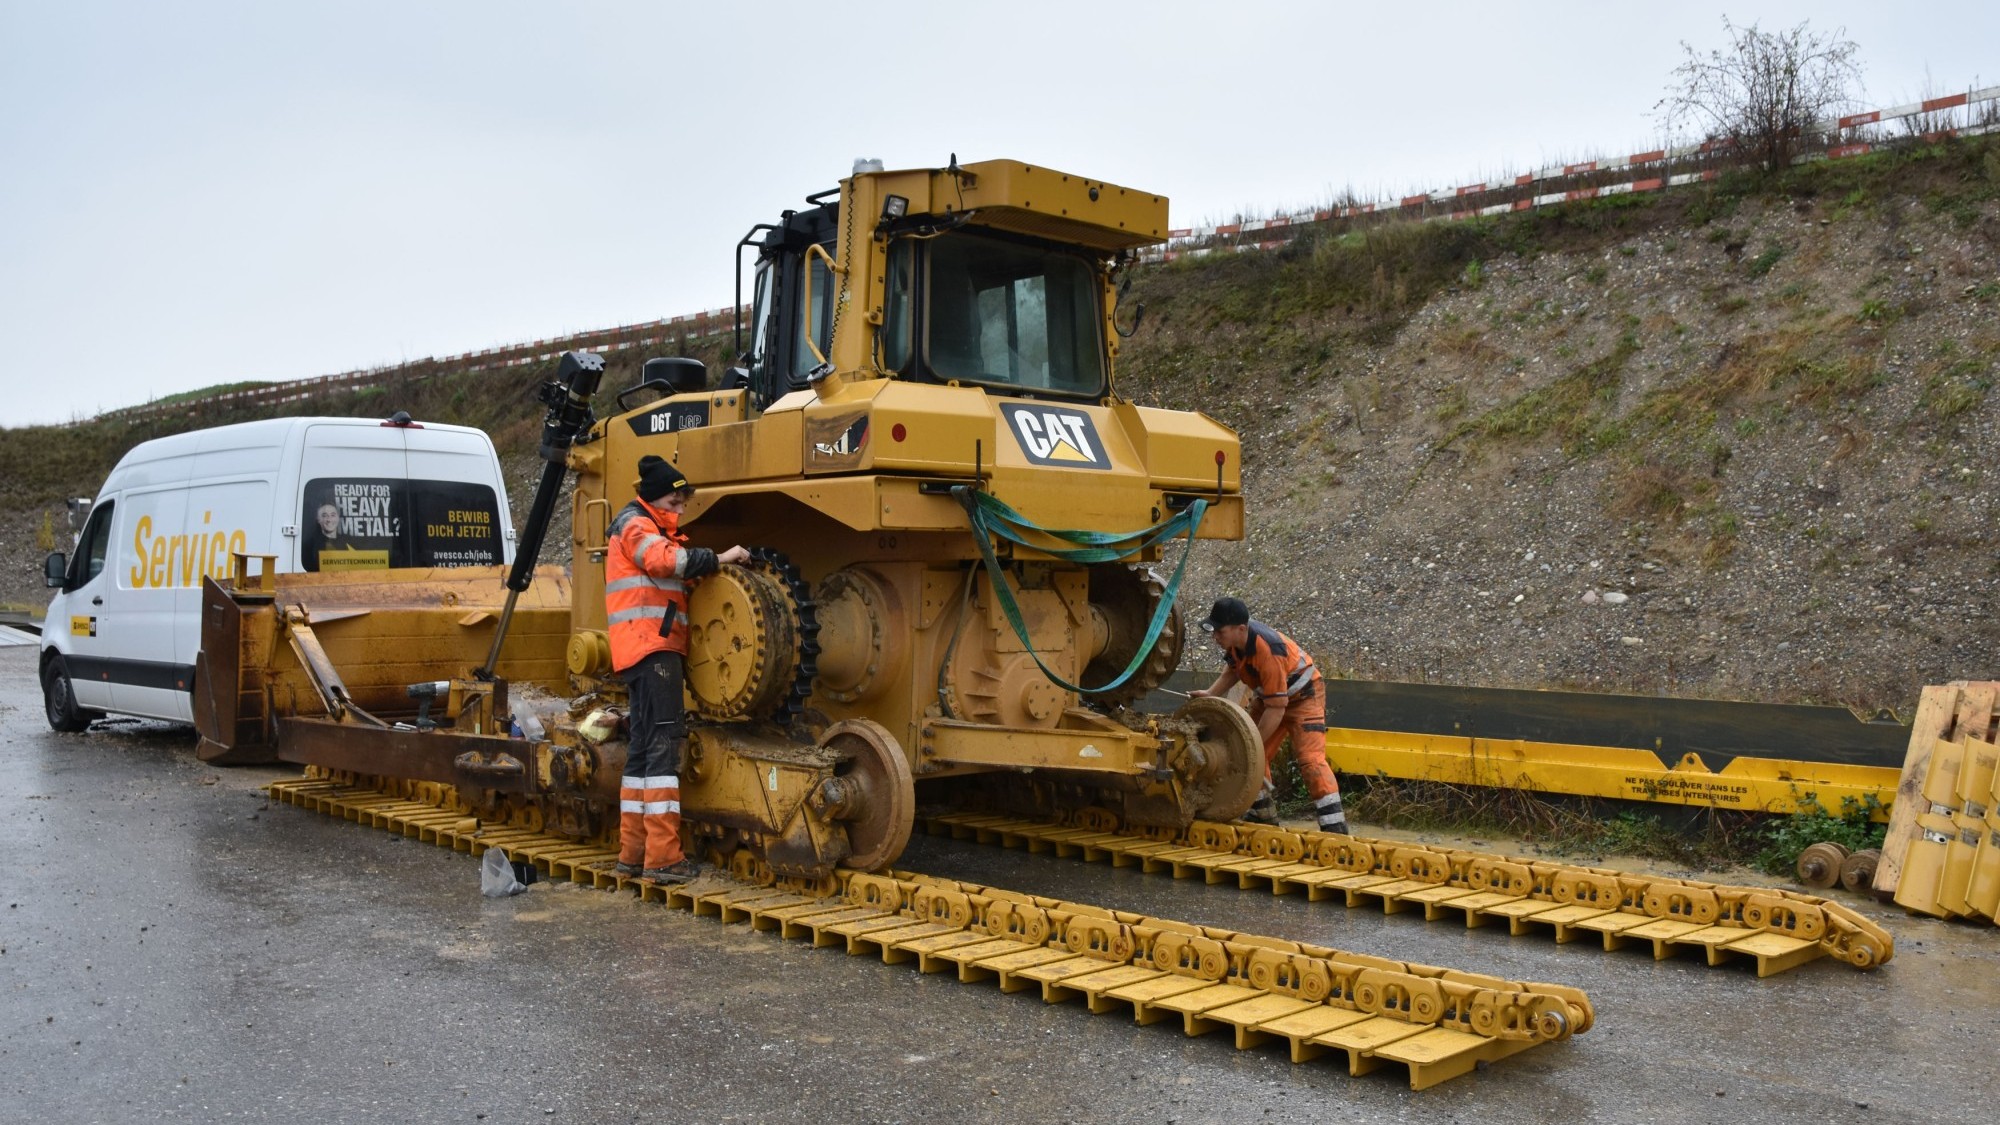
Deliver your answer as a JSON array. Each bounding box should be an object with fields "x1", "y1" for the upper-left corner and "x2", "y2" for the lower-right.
[{"x1": 44, "y1": 551, "x2": 67, "y2": 588}]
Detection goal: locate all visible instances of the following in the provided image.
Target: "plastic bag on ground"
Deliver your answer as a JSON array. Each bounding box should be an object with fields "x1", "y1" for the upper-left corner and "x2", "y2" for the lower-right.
[{"x1": 480, "y1": 846, "x2": 528, "y2": 897}]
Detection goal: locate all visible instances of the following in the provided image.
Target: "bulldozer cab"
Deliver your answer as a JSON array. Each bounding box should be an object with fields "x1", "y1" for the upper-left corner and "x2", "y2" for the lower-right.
[{"x1": 736, "y1": 158, "x2": 1163, "y2": 409}]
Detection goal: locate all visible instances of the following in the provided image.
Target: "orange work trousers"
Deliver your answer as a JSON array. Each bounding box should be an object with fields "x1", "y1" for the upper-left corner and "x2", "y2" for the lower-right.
[{"x1": 1249, "y1": 676, "x2": 1348, "y2": 832}]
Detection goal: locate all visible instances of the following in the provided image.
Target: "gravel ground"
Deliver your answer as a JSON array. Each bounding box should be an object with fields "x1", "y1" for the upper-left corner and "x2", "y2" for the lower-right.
[{"x1": 4, "y1": 646, "x2": 1999, "y2": 1124}]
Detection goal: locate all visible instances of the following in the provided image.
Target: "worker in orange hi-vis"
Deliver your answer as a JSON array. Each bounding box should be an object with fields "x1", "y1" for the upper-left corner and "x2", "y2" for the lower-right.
[
  {"x1": 605, "y1": 455, "x2": 749, "y2": 883},
  {"x1": 1187, "y1": 596, "x2": 1349, "y2": 834}
]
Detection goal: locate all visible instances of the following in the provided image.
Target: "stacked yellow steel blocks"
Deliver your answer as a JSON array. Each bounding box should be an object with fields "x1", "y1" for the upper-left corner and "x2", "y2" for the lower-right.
[{"x1": 1875, "y1": 682, "x2": 2000, "y2": 920}]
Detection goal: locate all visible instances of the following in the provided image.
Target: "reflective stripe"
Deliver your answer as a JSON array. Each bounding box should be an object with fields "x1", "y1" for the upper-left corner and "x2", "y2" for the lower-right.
[
  {"x1": 644, "y1": 775, "x2": 679, "y2": 789},
  {"x1": 642, "y1": 800, "x2": 681, "y2": 815},
  {"x1": 607, "y1": 574, "x2": 687, "y2": 595},
  {"x1": 607, "y1": 497, "x2": 694, "y2": 668},
  {"x1": 1287, "y1": 665, "x2": 1315, "y2": 695},
  {"x1": 621, "y1": 775, "x2": 644, "y2": 789},
  {"x1": 620, "y1": 799, "x2": 644, "y2": 813},
  {"x1": 1318, "y1": 813, "x2": 1348, "y2": 829},
  {"x1": 1315, "y1": 793, "x2": 1344, "y2": 810},
  {"x1": 641, "y1": 534, "x2": 694, "y2": 578}
]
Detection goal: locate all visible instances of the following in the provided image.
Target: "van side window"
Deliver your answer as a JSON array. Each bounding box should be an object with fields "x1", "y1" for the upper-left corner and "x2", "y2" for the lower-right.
[{"x1": 70, "y1": 500, "x2": 114, "y2": 589}]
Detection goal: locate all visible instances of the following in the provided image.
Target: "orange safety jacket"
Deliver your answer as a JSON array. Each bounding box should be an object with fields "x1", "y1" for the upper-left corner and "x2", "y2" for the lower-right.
[
  {"x1": 605, "y1": 498, "x2": 720, "y2": 673},
  {"x1": 1224, "y1": 621, "x2": 1319, "y2": 707}
]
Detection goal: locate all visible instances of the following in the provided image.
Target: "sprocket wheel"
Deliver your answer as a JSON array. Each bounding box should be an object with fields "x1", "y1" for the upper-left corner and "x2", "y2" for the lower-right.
[
  {"x1": 684, "y1": 549, "x2": 819, "y2": 725},
  {"x1": 748, "y1": 547, "x2": 819, "y2": 725},
  {"x1": 1082, "y1": 563, "x2": 1184, "y2": 707}
]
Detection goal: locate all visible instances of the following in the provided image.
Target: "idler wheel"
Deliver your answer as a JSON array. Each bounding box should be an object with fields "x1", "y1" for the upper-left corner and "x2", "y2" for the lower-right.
[
  {"x1": 1839, "y1": 848, "x2": 1881, "y2": 894},
  {"x1": 1796, "y1": 841, "x2": 1849, "y2": 889},
  {"x1": 1174, "y1": 695, "x2": 1264, "y2": 823},
  {"x1": 815, "y1": 719, "x2": 916, "y2": 871}
]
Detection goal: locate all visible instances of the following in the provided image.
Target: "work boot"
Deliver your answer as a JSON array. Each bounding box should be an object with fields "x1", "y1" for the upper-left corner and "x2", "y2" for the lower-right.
[
  {"x1": 1244, "y1": 796, "x2": 1280, "y2": 827},
  {"x1": 642, "y1": 858, "x2": 703, "y2": 884},
  {"x1": 1317, "y1": 816, "x2": 1351, "y2": 835},
  {"x1": 613, "y1": 861, "x2": 643, "y2": 878}
]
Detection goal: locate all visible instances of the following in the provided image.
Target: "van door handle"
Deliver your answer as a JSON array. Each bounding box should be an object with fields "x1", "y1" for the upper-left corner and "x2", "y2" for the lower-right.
[{"x1": 91, "y1": 596, "x2": 103, "y2": 605}]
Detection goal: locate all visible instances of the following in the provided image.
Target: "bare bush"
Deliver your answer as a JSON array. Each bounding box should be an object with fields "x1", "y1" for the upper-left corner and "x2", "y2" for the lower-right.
[{"x1": 1657, "y1": 17, "x2": 1864, "y2": 170}]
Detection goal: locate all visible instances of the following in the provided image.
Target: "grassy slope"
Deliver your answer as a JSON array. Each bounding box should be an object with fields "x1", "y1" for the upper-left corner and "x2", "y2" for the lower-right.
[{"x1": 1121, "y1": 137, "x2": 2000, "y2": 714}]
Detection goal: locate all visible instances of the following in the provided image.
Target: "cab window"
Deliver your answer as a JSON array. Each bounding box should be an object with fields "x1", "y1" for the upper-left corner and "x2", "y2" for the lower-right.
[
  {"x1": 746, "y1": 262, "x2": 772, "y2": 379},
  {"x1": 882, "y1": 241, "x2": 915, "y2": 373},
  {"x1": 792, "y1": 251, "x2": 835, "y2": 378},
  {"x1": 922, "y1": 233, "x2": 1104, "y2": 396}
]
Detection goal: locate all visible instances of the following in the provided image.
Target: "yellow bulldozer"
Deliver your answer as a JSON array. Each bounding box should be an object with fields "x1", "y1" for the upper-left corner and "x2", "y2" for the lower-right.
[{"x1": 194, "y1": 157, "x2": 1261, "y2": 883}]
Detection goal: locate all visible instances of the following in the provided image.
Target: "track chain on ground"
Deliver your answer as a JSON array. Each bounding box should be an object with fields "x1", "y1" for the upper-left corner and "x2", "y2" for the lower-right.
[
  {"x1": 922, "y1": 811, "x2": 1895, "y2": 975},
  {"x1": 266, "y1": 775, "x2": 1594, "y2": 1090}
]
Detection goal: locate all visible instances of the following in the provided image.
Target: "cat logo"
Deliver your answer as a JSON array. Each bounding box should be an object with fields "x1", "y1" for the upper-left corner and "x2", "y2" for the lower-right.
[{"x1": 1001, "y1": 404, "x2": 1110, "y2": 470}]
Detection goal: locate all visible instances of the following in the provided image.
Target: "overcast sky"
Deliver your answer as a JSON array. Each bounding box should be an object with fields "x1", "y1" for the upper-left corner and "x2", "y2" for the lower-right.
[{"x1": 2, "y1": 2, "x2": 1992, "y2": 427}]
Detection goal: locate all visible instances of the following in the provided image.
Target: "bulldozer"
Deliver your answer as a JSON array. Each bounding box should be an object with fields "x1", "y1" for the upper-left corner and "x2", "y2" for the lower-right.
[{"x1": 194, "y1": 157, "x2": 1261, "y2": 883}]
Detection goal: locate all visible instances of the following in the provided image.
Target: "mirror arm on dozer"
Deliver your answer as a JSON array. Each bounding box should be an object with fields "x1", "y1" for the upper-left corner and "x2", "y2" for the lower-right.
[{"x1": 476, "y1": 350, "x2": 604, "y2": 681}]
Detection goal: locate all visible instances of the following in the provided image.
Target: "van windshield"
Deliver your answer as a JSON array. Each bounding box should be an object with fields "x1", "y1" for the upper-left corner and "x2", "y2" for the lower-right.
[{"x1": 302, "y1": 478, "x2": 503, "y2": 572}]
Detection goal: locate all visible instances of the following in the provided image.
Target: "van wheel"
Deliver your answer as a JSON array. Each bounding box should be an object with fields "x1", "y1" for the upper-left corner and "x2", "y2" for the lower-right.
[{"x1": 41, "y1": 656, "x2": 97, "y2": 733}]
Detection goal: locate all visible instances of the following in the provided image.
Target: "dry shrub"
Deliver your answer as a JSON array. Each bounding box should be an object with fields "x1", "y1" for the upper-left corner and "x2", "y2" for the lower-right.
[{"x1": 1608, "y1": 459, "x2": 1711, "y2": 524}]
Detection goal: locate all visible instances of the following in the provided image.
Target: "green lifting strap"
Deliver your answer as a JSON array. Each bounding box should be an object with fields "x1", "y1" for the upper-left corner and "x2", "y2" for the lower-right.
[{"x1": 953, "y1": 487, "x2": 1206, "y2": 695}]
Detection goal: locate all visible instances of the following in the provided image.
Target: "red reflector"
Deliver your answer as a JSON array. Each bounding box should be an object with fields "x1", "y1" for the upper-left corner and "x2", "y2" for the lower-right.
[
  {"x1": 1214, "y1": 450, "x2": 1226, "y2": 465},
  {"x1": 892, "y1": 423, "x2": 907, "y2": 442}
]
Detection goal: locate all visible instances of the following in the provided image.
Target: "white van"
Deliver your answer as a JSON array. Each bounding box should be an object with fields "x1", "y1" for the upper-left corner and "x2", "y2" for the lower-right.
[{"x1": 40, "y1": 415, "x2": 517, "y2": 731}]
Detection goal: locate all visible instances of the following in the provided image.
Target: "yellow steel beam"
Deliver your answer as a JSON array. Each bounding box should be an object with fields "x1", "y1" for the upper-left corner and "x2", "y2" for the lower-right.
[
  {"x1": 921, "y1": 717, "x2": 1147, "y2": 774},
  {"x1": 1325, "y1": 727, "x2": 1898, "y2": 821}
]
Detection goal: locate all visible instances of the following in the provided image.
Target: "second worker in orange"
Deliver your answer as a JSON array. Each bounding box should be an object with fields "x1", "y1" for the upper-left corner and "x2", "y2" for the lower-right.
[{"x1": 1189, "y1": 596, "x2": 1350, "y2": 834}]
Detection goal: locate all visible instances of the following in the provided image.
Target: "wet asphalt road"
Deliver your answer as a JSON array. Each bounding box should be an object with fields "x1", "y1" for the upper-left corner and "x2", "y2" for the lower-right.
[{"x1": 3, "y1": 644, "x2": 1999, "y2": 1124}]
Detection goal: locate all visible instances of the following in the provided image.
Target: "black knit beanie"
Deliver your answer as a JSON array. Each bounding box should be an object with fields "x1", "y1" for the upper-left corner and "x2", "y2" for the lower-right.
[{"x1": 637, "y1": 455, "x2": 692, "y2": 501}]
